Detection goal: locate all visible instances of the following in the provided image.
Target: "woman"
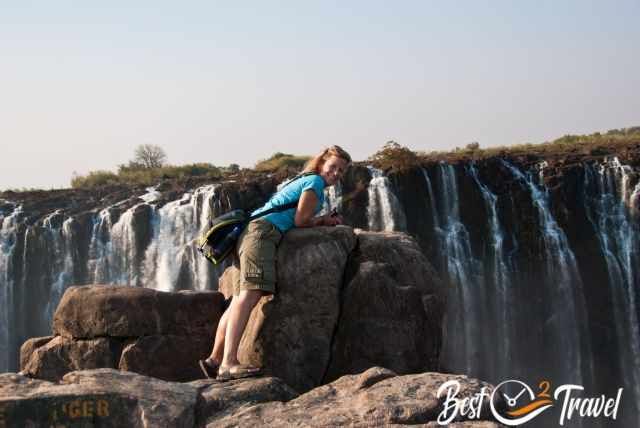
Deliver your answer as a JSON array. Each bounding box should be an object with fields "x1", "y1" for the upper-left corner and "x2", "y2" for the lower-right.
[{"x1": 200, "y1": 145, "x2": 352, "y2": 381}]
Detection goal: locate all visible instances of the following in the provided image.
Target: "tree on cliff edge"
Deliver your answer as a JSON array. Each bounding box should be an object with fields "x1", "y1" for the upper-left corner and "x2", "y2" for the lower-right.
[{"x1": 133, "y1": 144, "x2": 167, "y2": 169}]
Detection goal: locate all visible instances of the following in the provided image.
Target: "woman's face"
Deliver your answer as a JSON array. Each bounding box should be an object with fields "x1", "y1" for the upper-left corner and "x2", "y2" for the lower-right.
[{"x1": 320, "y1": 155, "x2": 349, "y2": 186}]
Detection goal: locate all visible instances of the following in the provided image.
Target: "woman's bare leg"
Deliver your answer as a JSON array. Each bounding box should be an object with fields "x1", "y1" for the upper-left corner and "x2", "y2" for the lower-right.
[
  {"x1": 207, "y1": 303, "x2": 231, "y2": 364},
  {"x1": 220, "y1": 289, "x2": 263, "y2": 368}
]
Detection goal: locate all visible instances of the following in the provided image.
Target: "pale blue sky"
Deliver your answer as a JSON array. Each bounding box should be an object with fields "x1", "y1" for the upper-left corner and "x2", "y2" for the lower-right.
[{"x1": 1, "y1": 1, "x2": 639, "y2": 190}]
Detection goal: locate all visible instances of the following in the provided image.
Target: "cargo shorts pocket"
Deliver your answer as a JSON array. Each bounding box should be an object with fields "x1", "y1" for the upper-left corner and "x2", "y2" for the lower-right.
[{"x1": 235, "y1": 219, "x2": 282, "y2": 293}]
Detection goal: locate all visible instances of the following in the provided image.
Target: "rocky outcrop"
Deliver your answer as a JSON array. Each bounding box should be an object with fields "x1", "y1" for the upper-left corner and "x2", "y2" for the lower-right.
[
  {"x1": 20, "y1": 286, "x2": 225, "y2": 382},
  {"x1": 0, "y1": 367, "x2": 500, "y2": 427},
  {"x1": 21, "y1": 336, "x2": 122, "y2": 382},
  {"x1": 52, "y1": 285, "x2": 224, "y2": 338},
  {"x1": 219, "y1": 226, "x2": 358, "y2": 393},
  {"x1": 210, "y1": 367, "x2": 499, "y2": 427},
  {"x1": 18, "y1": 336, "x2": 53, "y2": 372},
  {"x1": 20, "y1": 228, "x2": 444, "y2": 389},
  {"x1": 218, "y1": 227, "x2": 444, "y2": 393},
  {"x1": 0, "y1": 369, "x2": 200, "y2": 428},
  {"x1": 191, "y1": 376, "x2": 298, "y2": 425},
  {"x1": 324, "y1": 230, "x2": 445, "y2": 382}
]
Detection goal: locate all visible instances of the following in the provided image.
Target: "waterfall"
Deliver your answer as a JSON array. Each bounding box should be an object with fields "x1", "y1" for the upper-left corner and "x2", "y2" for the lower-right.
[
  {"x1": 502, "y1": 160, "x2": 591, "y2": 388},
  {"x1": 583, "y1": 157, "x2": 640, "y2": 420},
  {"x1": 42, "y1": 212, "x2": 75, "y2": 322},
  {"x1": 139, "y1": 186, "x2": 161, "y2": 204},
  {"x1": 0, "y1": 203, "x2": 21, "y2": 372},
  {"x1": 424, "y1": 163, "x2": 484, "y2": 376},
  {"x1": 467, "y1": 163, "x2": 513, "y2": 380},
  {"x1": 320, "y1": 181, "x2": 343, "y2": 216},
  {"x1": 366, "y1": 166, "x2": 406, "y2": 232},
  {"x1": 87, "y1": 208, "x2": 116, "y2": 284},
  {"x1": 141, "y1": 184, "x2": 221, "y2": 292}
]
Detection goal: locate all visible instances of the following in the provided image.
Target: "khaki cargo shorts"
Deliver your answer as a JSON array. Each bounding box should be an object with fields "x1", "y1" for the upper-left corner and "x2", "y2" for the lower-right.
[{"x1": 232, "y1": 218, "x2": 283, "y2": 295}]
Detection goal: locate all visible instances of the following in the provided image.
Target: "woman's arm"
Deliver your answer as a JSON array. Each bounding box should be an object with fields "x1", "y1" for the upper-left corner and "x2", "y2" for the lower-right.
[{"x1": 294, "y1": 190, "x2": 341, "y2": 227}]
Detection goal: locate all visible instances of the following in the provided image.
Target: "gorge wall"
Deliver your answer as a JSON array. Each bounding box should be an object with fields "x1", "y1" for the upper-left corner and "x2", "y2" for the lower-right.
[{"x1": 1, "y1": 146, "x2": 640, "y2": 426}]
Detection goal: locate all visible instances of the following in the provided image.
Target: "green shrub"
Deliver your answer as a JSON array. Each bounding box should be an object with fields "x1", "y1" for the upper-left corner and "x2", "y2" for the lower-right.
[
  {"x1": 418, "y1": 126, "x2": 640, "y2": 163},
  {"x1": 369, "y1": 141, "x2": 420, "y2": 172},
  {"x1": 255, "y1": 152, "x2": 311, "y2": 172},
  {"x1": 71, "y1": 163, "x2": 222, "y2": 189},
  {"x1": 71, "y1": 170, "x2": 121, "y2": 188}
]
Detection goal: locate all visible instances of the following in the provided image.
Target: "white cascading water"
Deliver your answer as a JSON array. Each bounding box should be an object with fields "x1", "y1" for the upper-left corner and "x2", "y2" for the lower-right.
[
  {"x1": 424, "y1": 163, "x2": 484, "y2": 375},
  {"x1": 42, "y1": 211, "x2": 75, "y2": 322},
  {"x1": 366, "y1": 166, "x2": 406, "y2": 232},
  {"x1": 139, "y1": 186, "x2": 161, "y2": 204},
  {"x1": 142, "y1": 184, "x2": 221, "y2": 292},
  {"x1": 87, "y1": 208, "x2": 116, "y2": 284},
  {"x1": 320, "y1": 181, "x2": 342, "y2": 216},
  {"x1": 502, "y1": 160, "x2": 590, "y2": 388},
  {"x1": 583, "y1": 157, "x2": 640, "y2": 420},
  {"x1": 631, "y1": 181, "x2": 640, "y2": 217},
  {"x1": 0, "y1": 203, "x2": 21, "y2": 372},
  {"x1": 467, "y1": 163, "x2": 512, "y2": 379},
  {"x1": 88, "y1": 188, "x2": 163, "y2": 285}
]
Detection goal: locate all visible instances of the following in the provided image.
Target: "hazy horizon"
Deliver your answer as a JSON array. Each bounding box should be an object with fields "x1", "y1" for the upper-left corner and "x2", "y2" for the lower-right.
[{"x1": 2, "y1": 1, "x2": 639, "y2": 190}]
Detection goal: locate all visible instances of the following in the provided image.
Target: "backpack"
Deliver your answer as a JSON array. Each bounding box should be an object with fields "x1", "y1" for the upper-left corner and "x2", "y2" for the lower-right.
[{"x1": 196, "y1": 173, "x2": 315, "y2": 265}]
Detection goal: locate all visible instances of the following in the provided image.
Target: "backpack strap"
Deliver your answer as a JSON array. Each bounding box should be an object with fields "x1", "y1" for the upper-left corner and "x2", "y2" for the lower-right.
[{"x1": 248, "y1": 172, "x2": 319, "y2": 221}]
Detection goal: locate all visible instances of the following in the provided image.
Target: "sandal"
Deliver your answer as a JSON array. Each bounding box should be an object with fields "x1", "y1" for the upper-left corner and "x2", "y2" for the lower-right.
[
  {"x1": 198, "y1": 358, "x2": 220, "y2": 379},
  {"x1": 216, "y1": 364, "x2": 263, "y2": 381}
]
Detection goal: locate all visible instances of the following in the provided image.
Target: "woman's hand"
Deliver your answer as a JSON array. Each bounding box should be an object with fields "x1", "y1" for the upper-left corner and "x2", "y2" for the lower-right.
[{"x1": 317, "y1": 213, "x2": 343, "y2": 226}]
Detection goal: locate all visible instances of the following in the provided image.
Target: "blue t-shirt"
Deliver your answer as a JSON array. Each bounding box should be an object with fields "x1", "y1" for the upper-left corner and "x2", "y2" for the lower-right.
[{"x1": 252, "y1": 174, "x2": 325, "y2": 233}]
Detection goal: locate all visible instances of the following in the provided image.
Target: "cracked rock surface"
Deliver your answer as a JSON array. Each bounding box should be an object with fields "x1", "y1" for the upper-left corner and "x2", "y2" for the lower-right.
[
  {"x1": 0, "y1": 367, "x2": 500, "y2": 427},
  {"x1": 218, "y1": 226, "x2": 444, "y2": 393}
]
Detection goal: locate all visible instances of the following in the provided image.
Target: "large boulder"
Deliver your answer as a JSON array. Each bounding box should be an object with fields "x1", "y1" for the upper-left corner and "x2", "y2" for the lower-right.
[
  {"x1": 209, "y1": 366, "x2": 499, "y2": 427},
  {"x1": 19, "y1": 335, "x2": 53, "y2": 372},
  {"x1": 0, "y1": 369, "x2": 199, "y2": 428},
  {"x1": 53, "y1": 285, "x2": 224, "y2": 338},
  {"x1": 220, "y1": 226, "x2": 358, "y2": 393},
  {"x1": 218, "y1": 227, "x2": 444, "y2": 393},
  {"x1": 325, "y1": 230, "x2": 445, "y2": 381},
  {"x1": 20, "y1": 336, "x2": 122, "y2": 381},
  {"x1": 20, "y1": 287, "x2": 225, "y2": 382}
]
